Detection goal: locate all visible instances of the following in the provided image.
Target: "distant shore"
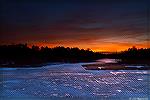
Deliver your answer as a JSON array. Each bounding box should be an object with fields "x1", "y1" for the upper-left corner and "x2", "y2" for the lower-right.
[
  {"x1": 118, "y1": 59, "x2": 150, "y2": 65},
  {"x1": 0, "y1": 59, "x2": 94, "y2": 68},
  {"x1": 1, "y1": 58, "x2": 150, "y2": 70},
  {"x1": 82, "y1": 63, "x2": 150, "y2": 70},
  {"x1": 82, "y1": 59, "x2": 150, "y2": 70}
]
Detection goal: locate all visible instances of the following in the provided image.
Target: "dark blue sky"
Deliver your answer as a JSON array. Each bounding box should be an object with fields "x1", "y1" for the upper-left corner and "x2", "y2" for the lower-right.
[{"x1": 0, "y1": 0, "x2": 149, "y2": 51}]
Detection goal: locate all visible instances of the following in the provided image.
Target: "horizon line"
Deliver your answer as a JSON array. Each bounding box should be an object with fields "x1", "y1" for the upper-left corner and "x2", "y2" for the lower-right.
[{"x1": 0, "y1": 43, "x2": 149, "y2": 53}]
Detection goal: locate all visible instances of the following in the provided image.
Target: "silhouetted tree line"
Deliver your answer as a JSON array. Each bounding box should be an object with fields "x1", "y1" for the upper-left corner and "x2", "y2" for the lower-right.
[
  {"x1": 105, "y1": 46, "x2": 150, "y2": 64},
  {"x1": 0, "y1": 44, "x2": 149, "y2": 67},
  {"x1": 120, "y1": 46, "x2": 150, "y2": 59},
  {"x1": 0, "y1": 44, "x2": 102, "y2": 67},
  {"x1": 118, "y1": 47, "x2": 150, "y2": 64}
]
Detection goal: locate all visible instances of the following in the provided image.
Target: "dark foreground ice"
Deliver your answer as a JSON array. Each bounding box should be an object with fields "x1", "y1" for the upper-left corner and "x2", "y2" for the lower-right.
[{"x1": 0, "y1": 60, "x2": 150, "y2": 100}]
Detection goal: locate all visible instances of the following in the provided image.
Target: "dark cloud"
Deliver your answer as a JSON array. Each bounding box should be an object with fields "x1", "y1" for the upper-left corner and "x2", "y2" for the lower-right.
[{"x1": 0, "y1": 0, "x2": 149, "y2": 51}]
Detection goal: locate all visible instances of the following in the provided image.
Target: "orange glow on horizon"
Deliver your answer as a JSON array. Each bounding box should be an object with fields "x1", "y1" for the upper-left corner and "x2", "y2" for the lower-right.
[{"x1": 27, "y1": 41, "x2": 149, "y2": 52}]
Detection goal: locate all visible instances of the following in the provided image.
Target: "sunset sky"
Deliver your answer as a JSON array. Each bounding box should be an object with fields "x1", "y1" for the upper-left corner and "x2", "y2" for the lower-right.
[{"x1": 1, "y1": 0, "x2": 149, "y2": 52}]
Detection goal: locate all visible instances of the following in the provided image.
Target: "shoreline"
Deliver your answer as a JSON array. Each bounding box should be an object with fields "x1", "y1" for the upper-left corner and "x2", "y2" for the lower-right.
[
  {"x1": 82, "y1": 63, "x2": 150, "y2": 70},
  {"x1": 1, "y1": 58, "x2": 150, "y2": 69},
  {"x1": 0, "y1": 60, "x2": 95, "y2": 68}
]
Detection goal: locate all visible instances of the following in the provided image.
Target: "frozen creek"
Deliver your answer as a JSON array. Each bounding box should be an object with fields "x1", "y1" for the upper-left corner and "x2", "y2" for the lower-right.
[{"x1": 0, "y1": 59, "x2": 150, "y2": 100}]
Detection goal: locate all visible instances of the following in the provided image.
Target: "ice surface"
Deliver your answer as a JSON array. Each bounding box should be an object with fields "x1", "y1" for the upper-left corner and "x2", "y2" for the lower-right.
[{"x1": 0, "y1": 60, "x2": 150, "y2": 100}]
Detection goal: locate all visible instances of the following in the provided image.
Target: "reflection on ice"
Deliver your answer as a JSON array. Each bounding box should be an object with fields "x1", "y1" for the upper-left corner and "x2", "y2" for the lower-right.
[
  {"x1": 116, "y1": 90, "x2": 122, "y2": 92},
  {"x1": 137, "y1": 79, "x2": 143, "y2": 81},
  {"x1": 110, "y1": 71, "x2": 148, "y2": 75},
  {"x1": 1, "y1": 62, "x2": 149, "y2": 99},
  {"x1": 96, "y1": 59, "x2": 118, "y2": 64}
]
